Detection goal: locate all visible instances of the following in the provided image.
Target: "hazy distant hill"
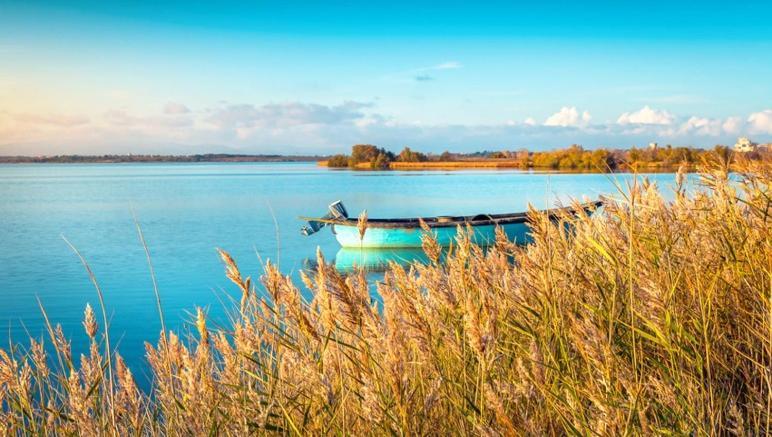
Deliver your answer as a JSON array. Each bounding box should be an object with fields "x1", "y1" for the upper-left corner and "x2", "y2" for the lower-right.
[{"x1": 0, "y1": 154, "x2": 326, "y2": 163}]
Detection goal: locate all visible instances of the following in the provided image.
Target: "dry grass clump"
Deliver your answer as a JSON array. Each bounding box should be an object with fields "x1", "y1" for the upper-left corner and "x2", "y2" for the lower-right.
[{"x1": 0, "y1": 159, "x2": 769, "y2": 434}]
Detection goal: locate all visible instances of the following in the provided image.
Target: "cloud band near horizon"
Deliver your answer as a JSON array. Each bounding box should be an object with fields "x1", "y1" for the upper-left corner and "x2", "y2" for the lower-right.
[{"x1": 1, "y1": 103, "x2": 770, "y2": 156}]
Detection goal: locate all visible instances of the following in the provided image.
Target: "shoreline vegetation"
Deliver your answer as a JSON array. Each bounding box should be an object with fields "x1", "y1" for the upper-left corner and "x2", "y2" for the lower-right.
[
  {"x1": 4, "y1": 143, "x2": 769, "y2": 173},
  {"x1": 321, "y1": 143, "x2": 770, "y2": 172},
  {"x1": 0, "y1": 157, "x2": 769, "y2": 434},
  {"x1": 0, "y1": 153, "x2": 323, "y2": 164}
]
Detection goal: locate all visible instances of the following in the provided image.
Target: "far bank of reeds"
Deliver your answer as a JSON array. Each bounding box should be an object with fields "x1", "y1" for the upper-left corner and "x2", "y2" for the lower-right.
[
  {"x1": 0, "y1": 156, "x2": 769, "y2": 434},
  {"x1": 320, "y1": 143, "x2": 769, "y2": 172}
]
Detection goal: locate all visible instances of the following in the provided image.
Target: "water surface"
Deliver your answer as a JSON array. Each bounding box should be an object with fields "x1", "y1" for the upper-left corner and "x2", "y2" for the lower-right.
[{"x1": 0, "y1": 162, "x2": 683, "y2": 381}]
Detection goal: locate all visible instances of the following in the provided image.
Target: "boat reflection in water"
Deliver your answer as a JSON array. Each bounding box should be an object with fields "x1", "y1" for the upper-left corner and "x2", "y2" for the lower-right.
[{"x1": 333, "y1": 247, "x2": 431, "y2": 272}]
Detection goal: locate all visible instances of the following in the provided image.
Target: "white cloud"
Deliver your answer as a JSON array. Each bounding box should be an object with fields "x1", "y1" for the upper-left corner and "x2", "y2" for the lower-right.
[
  {"x1": 722, "y1": 116, "x2": 743, "y2": 134},
  {"x1": 433, "y1": 61, "x2": 462, "y2": 70},
  {"x1": 747, "y1": 109, "x2": 772, "y2": 134},
  {"x1": 617, "y1": 106, "x2": 674, "y2": 125},
  {"x1": 163, "y1": 102, "x2": 191, "y2": 115},
  {"x1": 354, "y1": 113, "x2": 386, "y2": 128},
  {"x1": 405, "y1": 61, "x2": 462, "y2": 82},
  {"x1": 3, "y1": 101, "x2": 771, "y2": 155},
  {"x1": 505, "y1": 117, "x2": 537, "y2": 127},
  {"x1": 544, "y1": 107, "x2": 591, "y2": 127},
  {"x1": 678, "y1": 116, "x2": 723, "y2": 136},
  {"x1": 205, "y1": 101, "x2": 371, "y2": 130}
]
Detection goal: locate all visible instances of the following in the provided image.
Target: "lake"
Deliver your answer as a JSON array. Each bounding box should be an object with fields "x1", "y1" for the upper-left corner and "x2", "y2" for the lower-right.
[{"x1": 0, "y1": 162, "x2": 684, "y2": 382}]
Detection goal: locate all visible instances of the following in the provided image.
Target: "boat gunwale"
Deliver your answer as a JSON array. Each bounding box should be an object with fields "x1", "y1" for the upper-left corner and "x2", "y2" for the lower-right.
[{"x1": 300, "y1": 200, "x2": 602, "y2": 230}]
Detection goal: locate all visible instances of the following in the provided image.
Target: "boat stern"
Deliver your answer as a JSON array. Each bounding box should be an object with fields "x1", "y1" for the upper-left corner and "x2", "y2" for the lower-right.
[{"x1": 300, "y1": 200, "x2": 348, "y2": 236}]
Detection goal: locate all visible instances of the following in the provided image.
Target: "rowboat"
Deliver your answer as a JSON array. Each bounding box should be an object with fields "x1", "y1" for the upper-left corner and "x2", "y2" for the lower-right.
[{"x1": 301, "y1": 200, "x2": 603, "y2": 248}]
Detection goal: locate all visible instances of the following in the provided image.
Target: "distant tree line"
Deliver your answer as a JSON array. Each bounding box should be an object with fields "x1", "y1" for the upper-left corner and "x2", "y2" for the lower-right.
[
  {"x1": 327, "y1": 145, "x2": 456, "y2": 169},
  {"x1": 486, "y1": 145, "x2": 614, "y2": 170},
  {"x1": 7, "y1": 145, "x2": 766, "y2": 168},
  {"x1": 465, "y1": 144, "x2": 734, "y2": 171},
  {"x1": 326, "y1": 143, "x2": 768, "y2": 171},
  {"x1": 0, "y1": 154, "x2": 324, "y2": 164}
]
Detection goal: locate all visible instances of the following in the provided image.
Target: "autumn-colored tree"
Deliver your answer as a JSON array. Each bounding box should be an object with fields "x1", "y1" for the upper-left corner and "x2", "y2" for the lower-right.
[
  {"x1": 397, "y1": 147, "x2": 428, "y2": 162},
  {"x1": 371, "y1": 152, "x2": 391, "y2": 169},
  {"x1": 326, "y1": 154, "x2": 349, "y2": 167},
  {"x1": 350, "y1": 144, "x2": 382, "y2": 164}
]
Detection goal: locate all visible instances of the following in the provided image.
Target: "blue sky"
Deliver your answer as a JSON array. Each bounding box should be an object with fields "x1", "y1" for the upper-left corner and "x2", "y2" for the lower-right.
[{"x1": 1, "y1": 0, "x2": 771, "y2": 154}]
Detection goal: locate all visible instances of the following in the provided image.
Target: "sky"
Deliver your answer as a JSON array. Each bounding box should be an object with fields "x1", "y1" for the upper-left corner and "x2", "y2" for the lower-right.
[{"x1": 1, "y1": 0, "x2": 771, "y2": 155}]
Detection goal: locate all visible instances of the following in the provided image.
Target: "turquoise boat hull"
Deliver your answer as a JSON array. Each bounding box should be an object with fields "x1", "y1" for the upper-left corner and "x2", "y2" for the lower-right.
[
  {"x1": 301, "y1": 200, "x2": 602, "y2": 249},
  {"x1": 332, "y1": 221, "x2": 531, "y2": 248}
]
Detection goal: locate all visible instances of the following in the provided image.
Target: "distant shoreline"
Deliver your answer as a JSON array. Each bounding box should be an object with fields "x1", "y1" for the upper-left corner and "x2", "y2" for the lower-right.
[
  {"x1": 0, "y1": 154, "x2": 325, "y2": 164},
  {"x1": 319, "y1": 143, "x2": 770, "y2": 172},
  {"x1": 318, "y1": 159, "x2": 700, "y2": 173}
]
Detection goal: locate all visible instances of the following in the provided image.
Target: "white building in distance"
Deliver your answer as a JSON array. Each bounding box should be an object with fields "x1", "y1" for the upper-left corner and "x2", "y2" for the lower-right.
[{"x1": 734, "y1": 137, "x2": 756, "y2": 153}]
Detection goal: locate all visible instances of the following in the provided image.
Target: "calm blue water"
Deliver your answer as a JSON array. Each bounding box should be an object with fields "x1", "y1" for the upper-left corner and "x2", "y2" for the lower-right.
[{"x1": 0, "y1": 163, "x2": 683, "y2": 383}]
